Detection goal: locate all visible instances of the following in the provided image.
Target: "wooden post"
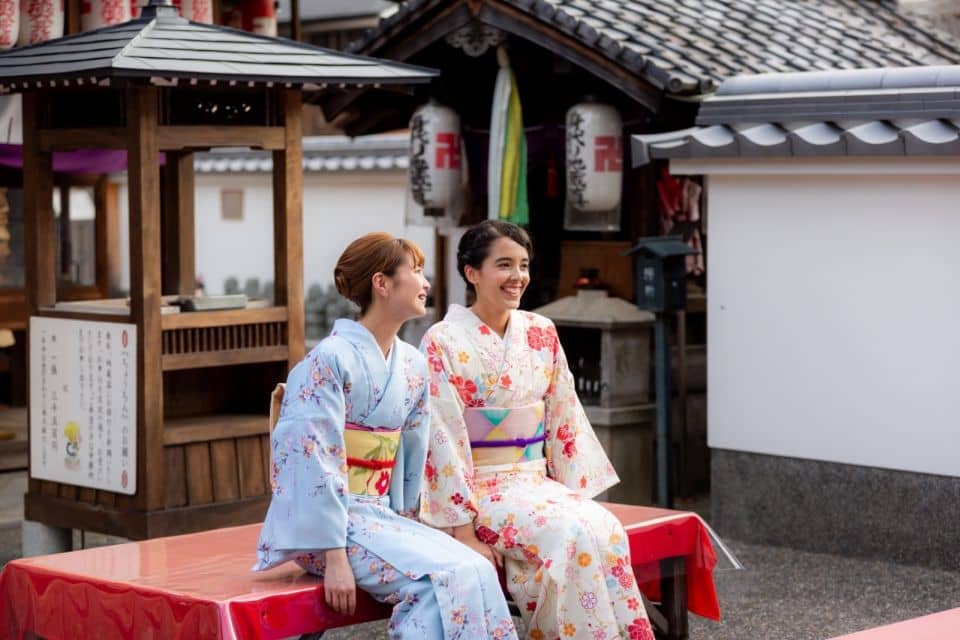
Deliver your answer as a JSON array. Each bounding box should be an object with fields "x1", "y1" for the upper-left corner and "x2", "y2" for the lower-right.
[
  {"x1": 433, "y1": 226, "x2": 447, "y2": 323},
  {"x1": 161, "y1": 151, "x2": 196, "y2": 296},
  {"x1": 126, "y1": 86, "x2": 165, "y2": 514},
  {"x1": 22, "y1": 91, "x2": 56, "y2": 498},
  {"x1": 660, "y1": 557, "x2": 689, "y2": 639},
  {"x1": 290, "y1": 0, "x2": 301, "y2": 42},
  {"x1": 22, "y1": 92, "x2": 56, "y2": 312},
  {"x1": 58, "y1": 184, "x2": 72, "y2": 282},
  {"x1": 273, "y1": 89, "x2": 304, "y2": 367},
  {"x1": 94, "y1": 176, "x2": 121, "y2": 297}
]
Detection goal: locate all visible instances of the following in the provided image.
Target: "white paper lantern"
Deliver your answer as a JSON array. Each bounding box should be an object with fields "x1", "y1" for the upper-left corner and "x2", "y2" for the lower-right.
[
  {"x1": 409, "y1": 103, "x2": 462, "y2": 211},
  {"x1": 172, "y1": 0, "x2": 211, "y2": 23},
  {"x1": 81, "y1": 0, "x2": 129, "y2": 31},
  {"x1": 566, "y1": 102, "x2": 623, "y2": 212},
  {"x1": 243, "y1": 0, "x2": 275, "y2": 36},
  {"x1": 17, "y1": 0, "x2": 62, "y2": 46},
  {"x1": 0, "y1": 0, "x2": 18, "y2": 49}
]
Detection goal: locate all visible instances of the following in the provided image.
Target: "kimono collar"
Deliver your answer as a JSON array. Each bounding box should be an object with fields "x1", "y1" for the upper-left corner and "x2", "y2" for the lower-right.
[
  {"x1": 445, "y1": 304, "x2": 521, "y2": 343},
  {"x1": 331, "y1": 318, "x2": 397, "y2": 365}
]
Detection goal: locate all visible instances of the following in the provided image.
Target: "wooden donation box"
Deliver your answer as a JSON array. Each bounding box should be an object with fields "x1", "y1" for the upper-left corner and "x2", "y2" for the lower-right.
[
  {"x1": 3, "y1": 0, "x2": 434, "y2": 539},
  {"x1": 534, "y1": 290, "x2": 655, "y2": 503}
]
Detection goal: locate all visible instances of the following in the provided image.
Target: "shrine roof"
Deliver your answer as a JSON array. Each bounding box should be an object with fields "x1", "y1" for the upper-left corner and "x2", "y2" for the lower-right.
[
  {"x1": 0, "y1": 2, "x2": 435, "y2": 93},
  {"x1": 353, "y1": 0, "x2": 960, "y2": 96},
  {"x1": 632, "y1": 65, "x2": 960, "y2": 163}
]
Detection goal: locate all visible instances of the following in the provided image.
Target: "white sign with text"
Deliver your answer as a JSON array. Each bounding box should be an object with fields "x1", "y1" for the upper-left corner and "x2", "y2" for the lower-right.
[{"x1": 29, "y1": 317, "x2": 137, "y2": 494}]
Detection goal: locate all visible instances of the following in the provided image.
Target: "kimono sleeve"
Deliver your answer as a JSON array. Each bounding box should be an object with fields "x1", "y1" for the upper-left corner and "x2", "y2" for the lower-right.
[
  {"x1": 542, "y1": 318, "x2": 620, "y2": 497},
  {"x1": 259, "y1": 346, "x2": 350, "y2": 559},
  {"x1": 419, "y1": 328, "x2": 479, "y2": 528},
  {"x1": 390, "y1": 356, "x2": 430, "y2": 518}
]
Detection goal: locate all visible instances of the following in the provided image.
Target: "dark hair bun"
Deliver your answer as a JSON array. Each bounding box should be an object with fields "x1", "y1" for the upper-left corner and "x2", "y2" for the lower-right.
[{"x1": 456, "y1": 220, "x2": 533, "y2": 293}]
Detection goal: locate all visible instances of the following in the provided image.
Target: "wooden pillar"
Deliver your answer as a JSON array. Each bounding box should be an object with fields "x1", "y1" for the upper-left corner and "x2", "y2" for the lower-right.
[
  {"x1": 126, "y1": 86, "x2": 165, "y2": 514},
  {"x1": 58, "y1": 184, "x2": 72, "y2": 282},
  {"x1": 94, "y1": 176, "x2": 121, "y2": 297},
  {"x1": 22, "y1": 91, "x2": 56, "y2": 499},
  {"x1": 160, "y1": 151, "x2": 196, "y2": 296},
  {"x1": 22, "y1": 92, "x2": 56, "y2": 312},
  {"x1": 273, "y1": 89, "x2": 304, "y2": 367},
  {"x1": 433, "y1": 227, "x2": 447, "y2": 323},
  {"x1": 290, "y1": 0, "x2": 301, "y2": 41}
]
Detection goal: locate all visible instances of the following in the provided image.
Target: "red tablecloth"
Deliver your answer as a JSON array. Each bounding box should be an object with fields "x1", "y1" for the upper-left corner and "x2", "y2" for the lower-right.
[
  {"x1": 827, "y1": 608, "x2": 960, "y2": 640},
  {"x1": 0, "y1": 505, "x2": 720, "y2": 639}
]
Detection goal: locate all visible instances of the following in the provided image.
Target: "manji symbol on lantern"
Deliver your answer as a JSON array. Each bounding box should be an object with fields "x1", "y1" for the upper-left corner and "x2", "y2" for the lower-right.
[
  {"x1": 80, "y1": 0, "x2": 130, "y2": 32},
  {"x1": 17, "y1": 0, "x2": 62, "y2": 46},
  {"x1": 409, "y1": 102, "x2": 462, "y2": 211},
  {"x1": 566, "y1": 101, "x2": 623, "y2": 212},
  {"x1": 0, "y1": 0, "x2": 18, "y2": 49}
]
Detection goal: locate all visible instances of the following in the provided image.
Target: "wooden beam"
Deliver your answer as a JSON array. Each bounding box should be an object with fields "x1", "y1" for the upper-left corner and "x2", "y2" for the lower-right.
[
  {"x1": 479, "y1": 2, "x2": 661, "y2": 111},
  {"x1": 163, "y1": 414, "x2": 269, "y2": 446},
  {"x1": 160, "y1": 151, "x2": 196, "y2": 296},
  {"x1": 272, "y1": 89, "x2": 304, "y2": 367},
  {"x1": 364, "y1": 0, "x2": 471, "y2": 62},
  {"x1": 157, "y1": 126, "x2": 285, "y2": 151},
  {"x1": 161, "y1": 346, "x2": 289, "y2": 371},
  {"x1": 160, "y1": 306, "x2": 288, "y2": 330},
  {"x1": 127, "y1": 85, "x2": 165, "y2": 513},
  {"x1": 38, "y1": 128, "x2": 127, "y2": 151}
]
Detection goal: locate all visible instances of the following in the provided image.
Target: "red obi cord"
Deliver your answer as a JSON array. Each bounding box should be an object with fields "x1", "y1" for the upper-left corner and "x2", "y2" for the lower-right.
[{"x1": 346, "y1": 457, "x2": 396, "y2": 470}]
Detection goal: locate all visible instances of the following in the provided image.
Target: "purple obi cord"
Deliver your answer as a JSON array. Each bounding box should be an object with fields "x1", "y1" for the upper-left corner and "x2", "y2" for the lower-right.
[{"x1": 470, "y1": 434, "x2": 547, "y2": 448}]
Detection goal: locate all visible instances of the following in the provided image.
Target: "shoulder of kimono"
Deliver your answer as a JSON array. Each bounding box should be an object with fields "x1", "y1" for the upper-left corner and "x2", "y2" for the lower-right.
[
  {"x1": 397, "y1": 339, "x2": 428, "y2": 370},
  {"x1": 518, "y1": 310, "x2": 556, "y2": 330},
  {"x1": 420, "y1": 321, "x2": 459, "y2": 348},
  {"x1": 306, "y1": 336, "x2": 352, "y2": 377}
]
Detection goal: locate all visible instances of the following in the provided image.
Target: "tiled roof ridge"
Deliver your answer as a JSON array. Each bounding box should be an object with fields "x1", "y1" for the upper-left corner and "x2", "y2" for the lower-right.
[{"x1": 353, "y1": 0, "x2": 960, "y2": 97}]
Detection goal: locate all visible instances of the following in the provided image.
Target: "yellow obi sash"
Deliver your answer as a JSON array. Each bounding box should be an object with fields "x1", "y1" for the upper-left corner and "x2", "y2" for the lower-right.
[
  {"x1": 464, "y1": 402, "x2": 546, "y2": 467},
  {"x1": 343, "y1": 423, "x2": 400, "y2": 496}
]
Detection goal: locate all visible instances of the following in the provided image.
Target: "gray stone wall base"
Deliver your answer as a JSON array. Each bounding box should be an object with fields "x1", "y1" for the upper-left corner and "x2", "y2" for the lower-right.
[
  {"x1": 21, "y1": 519, "x2": 71, "y2": 557},
  {"x1": 711, "y1": 449, "x2": 960, "y2": 571}
]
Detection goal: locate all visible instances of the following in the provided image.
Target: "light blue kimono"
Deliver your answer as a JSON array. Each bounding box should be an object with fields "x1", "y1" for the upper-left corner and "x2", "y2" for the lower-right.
[{"x1": 254, "y1": 319, "x2": 517, "y2": 640}]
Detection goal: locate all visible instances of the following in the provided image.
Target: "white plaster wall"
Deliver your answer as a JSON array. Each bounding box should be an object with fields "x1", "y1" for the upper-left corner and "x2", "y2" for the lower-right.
[
  {"x1": 700, "y1": 167, "x2": 960, "y2": 478},
  {"x1": 115, "y1": 170, "x2": 435, "y2": 295}
]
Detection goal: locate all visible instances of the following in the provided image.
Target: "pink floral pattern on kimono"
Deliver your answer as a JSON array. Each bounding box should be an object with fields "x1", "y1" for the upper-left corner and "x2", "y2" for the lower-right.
[{"x1": 421, "y1": 305, "x2": 653, "y2": 640}]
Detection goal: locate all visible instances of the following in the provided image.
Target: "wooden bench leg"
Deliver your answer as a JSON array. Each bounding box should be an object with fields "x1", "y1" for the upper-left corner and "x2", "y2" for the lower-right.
[{"x1": 660, "y1": 557, "x2": 689, "y2": 640}]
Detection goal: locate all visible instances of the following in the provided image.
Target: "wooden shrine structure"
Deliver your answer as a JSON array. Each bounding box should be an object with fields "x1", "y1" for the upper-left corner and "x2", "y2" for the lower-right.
[{"x1": 0, "y1": 0, "x2": 433, "y2": 540}]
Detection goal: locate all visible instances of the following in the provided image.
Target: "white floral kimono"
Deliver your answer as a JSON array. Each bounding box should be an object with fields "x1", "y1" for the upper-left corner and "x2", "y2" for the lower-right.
[
  {"x1": 421, "y1": 306, "x2": 654, "y2": 640},
  {"x1": 255, "y1": 319, "x2": 517, "y2": 640}
]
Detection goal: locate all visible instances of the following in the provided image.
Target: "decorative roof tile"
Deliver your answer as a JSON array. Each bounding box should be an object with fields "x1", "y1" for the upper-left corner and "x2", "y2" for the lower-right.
[
  {"x1": 194, "y1": 133, "x2": 410, "y2": 173},
  {"x1": 631, "y1": 64, "x2": 960, "y2": 162}
]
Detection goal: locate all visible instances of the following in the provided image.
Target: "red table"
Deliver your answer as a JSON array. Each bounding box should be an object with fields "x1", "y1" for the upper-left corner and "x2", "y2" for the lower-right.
[
  {"x1": 828, "y1": 608, "x2": 960, "y2": 640},
  {"x1": 0, "y1": 504, "x2": 720, "y2": 639}
]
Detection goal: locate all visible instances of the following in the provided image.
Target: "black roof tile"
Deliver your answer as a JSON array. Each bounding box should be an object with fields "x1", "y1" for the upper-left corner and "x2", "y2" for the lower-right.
[{"x1": 354, "y1": 0, "x2": 960, "y2": 96}]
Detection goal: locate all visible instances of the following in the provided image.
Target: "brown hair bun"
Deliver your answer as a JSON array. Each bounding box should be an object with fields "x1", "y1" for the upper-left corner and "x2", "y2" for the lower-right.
[{"x1": 334, "y1": 232, "x2": 426, "y2": 313}]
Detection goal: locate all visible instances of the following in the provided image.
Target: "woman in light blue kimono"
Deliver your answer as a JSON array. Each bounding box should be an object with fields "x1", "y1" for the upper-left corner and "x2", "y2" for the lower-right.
[{"x1": 254, "y1": 232, "x2": 517, "y2": 640}]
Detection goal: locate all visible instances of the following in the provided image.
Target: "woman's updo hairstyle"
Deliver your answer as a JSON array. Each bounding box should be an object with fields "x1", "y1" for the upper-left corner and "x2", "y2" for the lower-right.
[
  {"x1": 334, "y1": 232, "x2": 425, "y2": 314},
  {"x1": 456, "y1": 220, "x2": 533, "y2": 293}
]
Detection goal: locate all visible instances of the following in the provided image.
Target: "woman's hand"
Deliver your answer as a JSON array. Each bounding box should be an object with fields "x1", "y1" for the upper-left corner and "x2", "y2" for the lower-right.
[
  {"x1": 323, "y1": 548, "x2": 357, "y2": 615},
  {"x1": 453, "y1": 523, "x2": 503, "y2": 569}
]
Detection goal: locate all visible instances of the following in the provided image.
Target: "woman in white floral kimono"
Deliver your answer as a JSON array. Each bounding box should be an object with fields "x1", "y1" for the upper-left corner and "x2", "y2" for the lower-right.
[
  {"x1": 420, "y1": 221, "x2": 654, "y2": 640},
  {"x1": 254, "y1": 232, "x2": 517, "y2": 640}
]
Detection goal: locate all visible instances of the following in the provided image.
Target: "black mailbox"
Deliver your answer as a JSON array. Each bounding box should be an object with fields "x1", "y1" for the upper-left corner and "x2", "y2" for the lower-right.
[{"x1": 626, "y1": 236, "x2": 698, "y2": 312}]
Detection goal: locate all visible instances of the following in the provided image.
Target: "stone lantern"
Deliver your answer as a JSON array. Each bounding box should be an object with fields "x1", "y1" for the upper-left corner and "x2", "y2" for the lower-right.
[{"x1": 534, "y1": 289, "x2": 655, "y2": 503}]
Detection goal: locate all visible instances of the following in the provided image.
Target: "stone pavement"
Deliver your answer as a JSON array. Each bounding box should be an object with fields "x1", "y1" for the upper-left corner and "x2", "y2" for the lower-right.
[{"x1": 1, "y1": 490, "x2": 958, "y2": 639}]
